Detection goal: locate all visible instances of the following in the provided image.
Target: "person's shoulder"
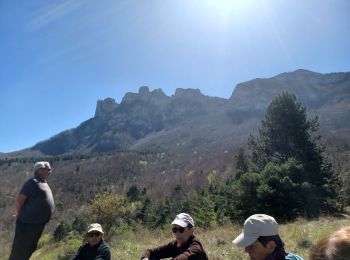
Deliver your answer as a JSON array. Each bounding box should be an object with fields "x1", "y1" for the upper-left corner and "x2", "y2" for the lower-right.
[
  {"x1": 23, "y1": 177, "x2": 36, "y2": 183},
  {"x1": 285, "y1": 252, "x2": 304, "y2": 260},
  {"x1": 102, "y1": 240, "x2": 110, "y2": 246},
  {"x1": 25, "y1": 177, "x2": 43, "y2": 185},
  {"x1": 20, "y1": 177, "x2": 38, "y2": 191},
  {"x1": 191, "y1": 235, "x2": 204, "y2": 244},
  {"x1": 100, "y1": 240, "x2": 111, "y2": 249}
]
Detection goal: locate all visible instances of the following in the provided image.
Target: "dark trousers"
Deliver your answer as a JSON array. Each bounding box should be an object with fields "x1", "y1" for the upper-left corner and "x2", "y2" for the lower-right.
[{"x1": 9, "y1": 218, "x2": 46, "y2": 260}]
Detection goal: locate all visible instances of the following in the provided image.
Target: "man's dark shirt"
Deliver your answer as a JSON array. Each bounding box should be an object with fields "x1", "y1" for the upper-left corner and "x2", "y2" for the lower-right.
[{"x1": 18, "y1": 176, "x2": 54, "y2": 223}]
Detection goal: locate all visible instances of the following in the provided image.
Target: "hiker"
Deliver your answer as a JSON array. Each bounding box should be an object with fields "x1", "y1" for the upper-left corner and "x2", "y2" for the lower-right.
[
  {"x1": 141, "y1": 213, "x2": 208, "y2": 259},
  {"x1": 309, "y1": 226, "x2": 350, "y2": 260},
  {"x1": 73, "y1": 223, "x2": 111, "y2": 260},
  {"x1": 233, "y1": 214, "x2": 303, "y2": 260},
  {"x1": 9, "y1": 161, "x2": 55, "y2": 260}
]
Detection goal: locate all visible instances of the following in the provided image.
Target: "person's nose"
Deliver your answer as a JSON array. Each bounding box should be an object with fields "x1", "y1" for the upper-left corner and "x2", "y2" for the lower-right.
[{"x1": 175, "y1": 233, "x2": 182, "y2": 238}]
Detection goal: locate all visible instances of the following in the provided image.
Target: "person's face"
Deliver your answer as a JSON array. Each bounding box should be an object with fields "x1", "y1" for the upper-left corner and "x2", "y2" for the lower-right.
[
  {"x1": 172, "y1": 224, "x2": 193, "y2": 245},
  {"x1": 37, "y1": 167, "x2": 52, "y2": 180},
  {"x1": 87, "y1": 231, "x2": 103, "y2": 246},
  {"x1": 244, "y1": 240, "x2": 275, "y2": 260}
]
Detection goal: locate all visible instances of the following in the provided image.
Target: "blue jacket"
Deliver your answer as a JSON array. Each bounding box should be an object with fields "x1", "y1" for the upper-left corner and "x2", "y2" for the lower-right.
[{"x1": 267, "y1": 248, "x2": 303, "y2": 260}]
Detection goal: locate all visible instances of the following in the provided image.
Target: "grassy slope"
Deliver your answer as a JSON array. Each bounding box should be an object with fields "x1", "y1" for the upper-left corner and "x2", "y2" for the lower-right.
[{"x1": 2, "y1": 217, "x2": 349, "y2": 260}]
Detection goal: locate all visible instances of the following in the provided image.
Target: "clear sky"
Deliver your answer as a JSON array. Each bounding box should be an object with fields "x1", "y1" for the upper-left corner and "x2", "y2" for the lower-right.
[{"x1": 1, "y1": 0, "x2": 350, "y2": 153}]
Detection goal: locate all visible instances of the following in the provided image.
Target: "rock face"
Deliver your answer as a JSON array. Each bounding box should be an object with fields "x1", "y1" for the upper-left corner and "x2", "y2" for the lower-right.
[
  {"x1": 28, "y1": 69, "x2": 350, "y2": 156},
  {"x1": 95, "y1": 98, "x2": 118, "y2": 117},
  {"x1": 229, "y1": 69, "x2": 350, "y2": 131}
]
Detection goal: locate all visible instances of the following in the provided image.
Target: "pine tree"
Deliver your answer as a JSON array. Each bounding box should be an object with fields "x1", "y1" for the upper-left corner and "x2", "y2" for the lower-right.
[
  {"x1": 234, "y1": 147, "x2": 250, "y2": 178},
  {"x1": 249, "y1": 92, "x2": 319, "y2": 170},
  {"x1": 53, "y1": 221, "x2": 71, "y2": 241},
  {"x1": 247, "y1": 92, "x2": 336, "y2": 217}
]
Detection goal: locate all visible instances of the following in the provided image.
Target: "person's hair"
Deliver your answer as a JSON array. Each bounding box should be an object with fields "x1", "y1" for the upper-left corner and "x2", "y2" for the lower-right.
[
  {"x1": 187, "y1": 223, "x2": 193, "y2": 229},
  {"x1": 257, "y1": 235, "x2": 284, "y2": 252},
  {"x1": 310, "y1": 226, "x2": 350, "y2": 260}
]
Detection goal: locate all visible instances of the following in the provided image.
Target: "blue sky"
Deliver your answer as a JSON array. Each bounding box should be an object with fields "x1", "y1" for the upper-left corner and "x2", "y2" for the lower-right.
[{"x1": 1, "y1": 0, "x2": 350, "y2": 153}]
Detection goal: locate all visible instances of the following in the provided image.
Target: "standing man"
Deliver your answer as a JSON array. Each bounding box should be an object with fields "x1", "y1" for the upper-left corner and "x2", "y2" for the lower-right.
[
  {"x1": 233, "y1": 214, "x2": 303, "y2": 260},
  {"x1": 9, "y1": 161, "x2": 55, "y2": 260},
  {"x1": 141, "y1": 213, "x2": 208, "y2": 259}
]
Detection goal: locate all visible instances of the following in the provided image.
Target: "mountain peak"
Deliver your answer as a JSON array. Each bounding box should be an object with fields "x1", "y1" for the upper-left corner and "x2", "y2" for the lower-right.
[
  {"x1": 275, "y1": 69, "x2": 322, "y2": 79},
  {"x1": 122, "y1": 86, "x2": 168, "y2": 104},
  {"x1": 174, "y1": 88, "x2": 203, "y2": 99},
  {"x1": 95, "y1": 98, "x2": 118, "y2": 117}
]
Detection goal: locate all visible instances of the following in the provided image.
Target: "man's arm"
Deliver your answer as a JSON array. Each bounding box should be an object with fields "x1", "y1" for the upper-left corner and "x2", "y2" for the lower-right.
[
  {"x1": 14, "y1": 178, "x2": 36, "y2": 218},
  {"x1": 141, "y1": 241, "x2": 177, "y2": 259},
  {"x1": 173, "y1": 241, "x2": 206, "y2": 260},
  {"x1": 14, "y1": 194, "x2": 27, "y2": 217}
]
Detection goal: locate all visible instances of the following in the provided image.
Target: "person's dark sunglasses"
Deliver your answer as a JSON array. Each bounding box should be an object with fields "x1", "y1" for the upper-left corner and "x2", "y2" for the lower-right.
[
  {"x1": 172, "y1": 227, "x2": 185, "y2": 233},
  {"x1": 88, "y1": 232, "x2": 101, "y2": 237}
]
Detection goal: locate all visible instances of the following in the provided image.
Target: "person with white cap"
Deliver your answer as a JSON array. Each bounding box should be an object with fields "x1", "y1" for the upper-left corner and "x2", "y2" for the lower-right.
[
  {"x1": 141, "y1": 213, "x2": 208, "y2": 259},
  {"x1": 9, "y1": 161, "x2": 55, "y2": 260},
  {"x1": 233, "y1": 214, "x2": 303, "y2": 260},
  {"x1": 73, "y1": 223, "x2": 111, "y2": 260}
]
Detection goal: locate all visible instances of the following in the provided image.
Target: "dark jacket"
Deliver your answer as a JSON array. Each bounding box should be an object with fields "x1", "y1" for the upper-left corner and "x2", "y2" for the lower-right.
[
  {"x1": 141, "y1": 235, "x2": 208, "y2": 260},
  {"x1": 73, "y1": 240, "x2": 111, "y2": 260}
]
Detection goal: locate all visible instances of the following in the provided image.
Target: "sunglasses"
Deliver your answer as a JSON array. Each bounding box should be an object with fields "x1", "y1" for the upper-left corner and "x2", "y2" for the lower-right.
[
  {"x1": 88, "y1": 232, "x2": 102, "y2": 237},
  {"x1": 172, "y1": 227, "x2": 186, "y2": 233}
]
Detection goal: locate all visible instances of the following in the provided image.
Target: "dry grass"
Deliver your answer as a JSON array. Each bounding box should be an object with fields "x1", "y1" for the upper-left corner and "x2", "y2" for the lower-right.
[{"x1": 2, "y1": 216, "x2": 350, "y2": 260}]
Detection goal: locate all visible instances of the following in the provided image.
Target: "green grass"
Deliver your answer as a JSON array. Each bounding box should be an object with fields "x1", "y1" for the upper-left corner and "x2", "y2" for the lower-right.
[{"x1": 3, "y1": 217, "x2": 350, "y2": 260}]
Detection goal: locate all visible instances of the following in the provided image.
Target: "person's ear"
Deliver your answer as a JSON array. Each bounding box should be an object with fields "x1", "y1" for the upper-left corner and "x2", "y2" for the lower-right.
[{"x1": 266, "y1": 241, "x2": 276, "y2": 253}]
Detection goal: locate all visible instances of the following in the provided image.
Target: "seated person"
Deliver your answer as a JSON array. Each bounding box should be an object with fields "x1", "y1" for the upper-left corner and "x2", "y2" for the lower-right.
[
  {"x1": 141, "y1": 213, "x2": 208, "y2": 259},
  {"x1": 309, "y1": 226, "x2": 350, "y2": 260},
  {"x1": 73, "y1": 223, "x2": 111, "y2": 260},
  {"x1": 233, "y1": 214, "x2": 303, "y2": 260}
]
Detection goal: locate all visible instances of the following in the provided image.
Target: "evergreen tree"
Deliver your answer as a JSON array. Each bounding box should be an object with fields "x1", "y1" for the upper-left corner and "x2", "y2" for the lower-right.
[
  {"x1": 249, "y1": 92, "x2": 320, "y2": 170},
  {"x1": 234, "y1": 147, "x2": 250, "y2": 178},
  {"x1": 72, "y1": 216, "x2": 88, "y2": 234},
  {"x1": 169, "y1": 185, "x2": 187, "y2": 213},
  {"x1": 192, "y1": 191, "x2": 217, "y2": 228},
  {"x1": 247, "y1": 92, "x2": 336, "y2": 217},
  {"x1": 126, "y1": 185, "x2": 141, "y2": 202},
  {"x1": 53, "y1": 221, "x2": 71, "y2": 242},
  {"x1": 228, "y1": 172, "x2": 262, "y2": 221}
]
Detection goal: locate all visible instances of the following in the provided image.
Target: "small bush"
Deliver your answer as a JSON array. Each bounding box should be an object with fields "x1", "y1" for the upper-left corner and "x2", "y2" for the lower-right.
[{"x1": 53, "y1": 221, "x2": 71, "y2": 242}]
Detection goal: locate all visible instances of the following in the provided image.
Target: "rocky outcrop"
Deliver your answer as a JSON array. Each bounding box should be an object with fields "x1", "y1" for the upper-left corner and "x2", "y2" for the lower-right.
[
  {"x1": 95, "y1": 98, "x2": 118, "y2": 117},
  {"x1": 122, "y1": 86, "x2": 170, "y2": 106},
  {"x1": 26, "y1": 69, "x2": 350, "y2": 156}
]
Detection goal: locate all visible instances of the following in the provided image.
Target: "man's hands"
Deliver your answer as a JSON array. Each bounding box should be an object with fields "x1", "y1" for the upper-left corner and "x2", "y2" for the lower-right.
[{"x1": 14, "y1": 194, "x2": 27, "y2": 219}]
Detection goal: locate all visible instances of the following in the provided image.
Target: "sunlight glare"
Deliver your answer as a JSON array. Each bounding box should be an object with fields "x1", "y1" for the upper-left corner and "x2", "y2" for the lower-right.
[
  {"x1": 202, "y1": 0, "x2": 255, "y2": 17},
  {"x1": 194, "y1": 0, "x2": 259, "y2": 28}
]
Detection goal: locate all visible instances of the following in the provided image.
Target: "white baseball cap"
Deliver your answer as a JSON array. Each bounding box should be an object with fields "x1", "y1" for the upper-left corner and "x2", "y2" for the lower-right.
[
  {"x1": 87, "y1": 223, "x2": 104, "y2": 234},
  {"x1": 233, "y1": 214, "x2": 278, "y2": 247},
  {"x1": 171, "y1": 213, "x2": 194, "y2": 227}
]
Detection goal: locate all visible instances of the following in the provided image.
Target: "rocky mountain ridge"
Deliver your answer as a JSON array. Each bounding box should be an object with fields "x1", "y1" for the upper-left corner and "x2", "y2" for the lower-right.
[{"x1": 4, "y1": 69, "x2": 350, "y2": 157}]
